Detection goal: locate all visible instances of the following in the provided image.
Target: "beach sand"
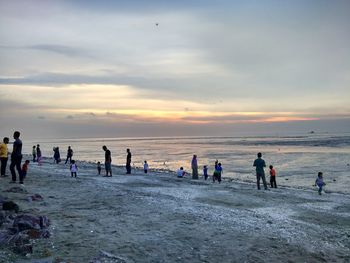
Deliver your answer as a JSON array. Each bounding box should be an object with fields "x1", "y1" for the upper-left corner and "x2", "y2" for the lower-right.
[{"x1": 0, "y1": 157, "x2": 349, "y2": 263}]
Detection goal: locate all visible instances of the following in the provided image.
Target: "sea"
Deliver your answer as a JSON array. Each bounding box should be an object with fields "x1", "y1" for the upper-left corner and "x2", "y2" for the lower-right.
[{"x1": 23, "y1": 133, "x2": 350, "y2": 194}]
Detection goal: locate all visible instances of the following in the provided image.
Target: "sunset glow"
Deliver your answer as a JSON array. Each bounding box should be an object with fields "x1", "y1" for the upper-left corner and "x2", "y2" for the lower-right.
[{"x1": 0, "y1": 1, "x2": 349, "y2": 138}]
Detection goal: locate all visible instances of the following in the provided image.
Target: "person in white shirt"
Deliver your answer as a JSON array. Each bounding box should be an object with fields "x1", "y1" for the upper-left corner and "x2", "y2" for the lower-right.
[
  {"x1": 70, "y1": 160, "x2": 78, "y2": 178},
  {"x1": 177, "y1": 167, "x2": 185, "y2": 178}
]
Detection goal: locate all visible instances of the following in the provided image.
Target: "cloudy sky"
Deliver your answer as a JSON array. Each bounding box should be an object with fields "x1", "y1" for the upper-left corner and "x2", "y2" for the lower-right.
[{"x1": 0, "y1": 0, "x2": 349, "y2": 139}]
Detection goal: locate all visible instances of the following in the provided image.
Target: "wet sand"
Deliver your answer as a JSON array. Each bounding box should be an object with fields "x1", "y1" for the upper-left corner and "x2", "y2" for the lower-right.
[{"x1": 1, "y1": 158, "x2": 349, "y2": 262}]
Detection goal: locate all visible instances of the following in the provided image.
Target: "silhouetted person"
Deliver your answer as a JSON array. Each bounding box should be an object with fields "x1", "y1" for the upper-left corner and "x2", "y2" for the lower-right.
[
  {"x1": 53, "y1": 147, "x2": 61, "y2": 164},
  {"x1": 191, "y1": 155, "x2": 198, "y2": 179},
  {"x1": 102, "y1": 145, "x2": 112, "y2": 177},
  {"x1": 10, "y1": 131, "x2": 23, "y2": 183},
  {"x1": 65, "y1": 146, "x2": 73, "y2": 164},
  {"x1": 253, "y1": 152, "x2": 268, "y2": 190},
  {"x1": 36, "y1": 144, "x2": 42, "y2": 165},
  {"x1": 126, "y1": 148, "x2": 132, "y2": 174},
  {"x1": 144, "y1": 160, "x2": 148, "y2": 174},
  {"x1": 32, "y1": 145, "x2": 36, "y2": 162}
]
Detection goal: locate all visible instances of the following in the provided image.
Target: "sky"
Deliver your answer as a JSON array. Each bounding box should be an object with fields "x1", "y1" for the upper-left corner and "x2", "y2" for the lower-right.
[{"x1": 0, "y1": 0, "x2": 349, "y2": 139}]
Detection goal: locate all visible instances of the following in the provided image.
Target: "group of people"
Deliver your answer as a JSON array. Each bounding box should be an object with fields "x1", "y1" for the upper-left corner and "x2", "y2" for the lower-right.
[
  {"x1": 31, "y1": 144, "x2": 42, "y2": 164},
  {"x1": 100, "y1": 146, "x2": 139, "y2": 176},
  {"x1": 0, "y1": 131, "x2": 326, "y2": 195},
  {"x1": 50, "y1": 146, "x2": 74, "y2": 165},
  {"x1": 0, "y1": 131, "x2": 29, "y2": 184}
]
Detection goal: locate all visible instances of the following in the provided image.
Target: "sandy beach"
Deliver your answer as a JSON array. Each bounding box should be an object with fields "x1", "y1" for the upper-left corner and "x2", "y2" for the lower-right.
[{"x1": 0, "y1": 157, "x2": 349, "y2": 263}]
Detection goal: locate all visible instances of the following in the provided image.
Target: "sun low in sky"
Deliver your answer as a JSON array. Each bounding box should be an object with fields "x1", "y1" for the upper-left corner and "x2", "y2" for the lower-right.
[{"x1": 0, "y1": 0, "x2": 349, "y2": 138}]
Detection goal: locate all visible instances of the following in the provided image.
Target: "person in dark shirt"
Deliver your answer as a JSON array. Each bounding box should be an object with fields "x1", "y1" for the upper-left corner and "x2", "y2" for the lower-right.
[
  {"x1": 53, "y1": 147, "x2": 61, "y2": 164},
  {"x1": 65, "y1": 146, "x2": 73, "y2": 164},
  {"x1": 126, "y1": 148, "x2": 132, "y2": 174},
  {"x1": 10, "y1": 131, "x2": 23, "y2": 183},
  {"x1": 36, "y1": 144, "x2": 42, "y2": 166},
  {"x1": 102, "y1": 145, "x2": 112, "y2": 177},
  {"x1": 253, "y1": 152, "x2": 268, "y2": 190}
]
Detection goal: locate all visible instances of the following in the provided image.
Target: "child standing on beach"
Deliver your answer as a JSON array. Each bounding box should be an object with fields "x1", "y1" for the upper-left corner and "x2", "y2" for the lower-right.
[
  {"x1": 70, "y1": 160, "x2": 78, "y2": 178},
  {"x1": 144, "y1": 161, "x2": 149, "y2": 174},
  {"x1": 213, "y1": 163, "x2": 223, "y2": 183},
  {"x1": 97, "y1": 161, "x2": 101, "y2": 175},
  {"x1": 21, "y1": 160, "x2": 30, "y2": 182},
  {"x1": 203, "y1": 165, "x2": 208, "y2": 180},
  {"x1": 315, "y1": 172, "x2": 326, "y2": 195},
  {"x1": 269, "y1": 165, "x2": 277, "y2": 188}
]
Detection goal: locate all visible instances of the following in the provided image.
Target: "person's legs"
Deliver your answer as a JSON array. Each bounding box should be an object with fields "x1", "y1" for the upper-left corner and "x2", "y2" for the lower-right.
[
  {"x1": 256, "y1": 174, "x2": 261, "y2": 189},
  {"x1": 261, "y1": 173, "x2": 268, "y2": 190},
  {"x1": 1, "y1": 157, "x2": 8, "y2": 176},
  {"x1": 33, "y1": 154, "x2": 36, "y2": 162},
  {"x1": 19, "y1": 171, "x2": 24, "y2": 184},
  {"x1": 126, "y1": 163, "x2": 131, "y2": 174},
  {"x1": 218, "y1": 173, "x2": 221, "y2": 183},
  {"x1": 272, "y1": 177, "x2": 277, "y2": 188},
  {"x1": 318, "y1": 185, "x2": 322, "y2": 195}
]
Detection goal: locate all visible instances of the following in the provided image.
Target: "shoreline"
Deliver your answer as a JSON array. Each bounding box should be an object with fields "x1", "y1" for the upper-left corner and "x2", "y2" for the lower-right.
[
  {"x1": 1, "y1": 157, "x2": 349, "y2": 262},
  {"x1": 24, "y1": 155, "x2": 350, "y2": 196}
]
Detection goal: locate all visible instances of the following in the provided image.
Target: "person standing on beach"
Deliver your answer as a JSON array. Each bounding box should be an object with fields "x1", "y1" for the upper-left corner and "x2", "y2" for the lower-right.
[
  {"x1": 97, "y1": 161, "x2": 101, "y2": 175},
  {"x1": 65, "y1": 146, "x2": 73, "y2": 164},
  {"x1": 269, "y1": 165, "x2": 277, "y2": 188},
  {"x1": 213, "y1": 163, "x2": 223, "y2": 183},
  {"x1": 191, "y1": 155, "x2": 198, "y2": 179},
  {"x1": 126, "y1": 148, "x2": 132, "y2": 174},
  {"x1": 253, "y1": 152, "x2": 268, "y2": 190},
  {"x1": 102, "y1": 145, "x2": 112, "y2": 177},
  {"x1": 315, "y1": 172, "x2": 326, "y2": 195},
  {"x1": 32, "y1": 145, "x2": 36, "y2": 162},
  {"x1": 70, "y1": 160, "x2": 78, "y2": 178},
  {"x1": 144, "y1": 160, "x2": 149, "y2": 174},
  {"x1": 203, "y1": 165, "x2": 208, "y2": 180},
  {"x1": 36, "y1": 144, "x2": 42, "y2": 166},
  {"x1": 0, "y1": 137, "x2": 9, "y2": 177},
  {"x1": 21, "y1": 160, "x2": 30, "y2": 181},
  {"x1": 53, "y1": 147, "x2": 61, "y2": 164},
  {"x1": 10, "y1": 131, "x2": 23, "y2": 183}
]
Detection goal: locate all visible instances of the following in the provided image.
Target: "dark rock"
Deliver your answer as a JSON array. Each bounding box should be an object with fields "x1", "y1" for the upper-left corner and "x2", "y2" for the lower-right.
[
  {"x1": 13, "y1": 214, "x2": 42, "y2": 231},
  {"x1": 23, "y1": 229, "x2": 51, "y2": 239},
  {"x1": 2, "y1": 201, "x2": 19, "y2": 213},
  {"x1": 0, "y1": 229, "x2": 12, "y2": 244},
  {"x1": 12, "y1": 243, "x2": 33, "y2": 255},
  {"x1": 0, "y1": 211, "x2": 5, "y2": 226},
  {"x1": 7, "y1": 232, "x2": 33, "y2": 255},
  {"x1": 13, "y1": 214, "x2": 50, "y2": 231},
  {"x1": 40, "y1": 215, "x2": 50, "y2": 228},
  {"x1": 29, "y1": 193, "x2": 44, "y2": 201},
  {"x1": 0, "y1": 195, "x2": 7, "y2": 204}
]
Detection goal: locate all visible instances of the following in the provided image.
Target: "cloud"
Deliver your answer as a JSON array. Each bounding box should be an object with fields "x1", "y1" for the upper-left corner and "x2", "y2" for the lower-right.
[{"x1": 27, "y1": 44, "x2": 93, "y2": 58}]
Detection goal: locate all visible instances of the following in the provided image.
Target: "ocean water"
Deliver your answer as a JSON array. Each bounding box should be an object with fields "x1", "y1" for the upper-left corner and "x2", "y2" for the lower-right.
[{"x1": 23, "y1": 133, "x2": 350, "y2": 194}]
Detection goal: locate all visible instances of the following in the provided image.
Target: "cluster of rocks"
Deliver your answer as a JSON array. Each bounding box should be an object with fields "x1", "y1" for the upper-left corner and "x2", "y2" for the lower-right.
[{"x1": 0, "y1": 189, "x2": 50, "y2": 256}]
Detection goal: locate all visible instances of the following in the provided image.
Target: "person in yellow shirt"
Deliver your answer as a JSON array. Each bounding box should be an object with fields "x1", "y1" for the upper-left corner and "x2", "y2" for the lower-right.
[{"x1": 0, "y1": 137, "x2": 9, "y2": 176}]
